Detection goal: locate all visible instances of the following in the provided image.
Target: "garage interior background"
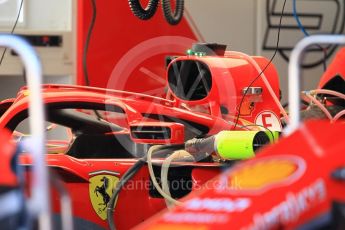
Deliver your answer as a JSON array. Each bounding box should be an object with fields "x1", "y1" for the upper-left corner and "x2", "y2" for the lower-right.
[{"x1": 0, "y1": 0, "x2": 342, "y2": 104}]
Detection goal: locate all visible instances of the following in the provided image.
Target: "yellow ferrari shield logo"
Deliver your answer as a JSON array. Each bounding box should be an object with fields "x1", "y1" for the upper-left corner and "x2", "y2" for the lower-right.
[{"x1": 89, "y1": 171, "x2": 120, "y2": 220}]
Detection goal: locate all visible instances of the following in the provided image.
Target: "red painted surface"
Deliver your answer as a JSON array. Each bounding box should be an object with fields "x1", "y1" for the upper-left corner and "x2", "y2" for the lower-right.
[
  {"x1": 46, "y1": 156, "x2": 221, "y2": 229},
  {"x1": 319, "y1": 47, "x2": 345, "y2": 89},
  {"x1": 0, "y1": 84, "x2": 230, "y2": 229},
  {"x1": 77, "y1": 0, "x2": 200, "y2": 96},
  {"x1": 0, "y1": 128, "x2": 17, "y2": 187},
  {"x1": 0, "y1": 84, "x2": 233, "y2": 134},
  {"x1": 129, "y1": 122, "x2": 185, "y2": 145},
  {"x1": 167, "y1": 54, "x2": 281, "y2": 128},
  {"x1": 0, "y1": 43, "x2": 280, "y2": 229},
  {"x1": 76, "y1": 1, "x2": 281, "y2": 128},
  {"x1": 136, "y1": 120, "x2": 345, "y2": 230}
]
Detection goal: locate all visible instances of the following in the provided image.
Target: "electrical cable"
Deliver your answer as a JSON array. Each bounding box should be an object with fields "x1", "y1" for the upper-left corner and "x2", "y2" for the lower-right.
[
  {"x1": 292, "y1": 0, "x2": 327, "y2": 71},
  {"x1": 160, "y1": 153, "x2": 176, "y2": 208},
  {"x1": 128, "y1": 0, "x2": 184, "y2": 25},
  {"x1": 225, "y1": 115, "x2": 277, "y2": 140},
  {"x1": 147, "y1": 145, "x2": 183, "y2": 206},
  {"x1": 152, "y1": 126, "x2": 278, "y2": 211},
  {"x1": 233, "y1": 0, "x2": 287, "y2": 129},
  {"x1": 292, "y1": 0, "x2": 309, "y2": 37},
  {"x1": 161, "y1": 150, "x2": 194, "y2": 208},
  {"x1": 107, "y1": 158, "x2": 146, "y2": 230},
  {"x1": 333, "y1": 109, "x2": 345, "y2": 122},
  {"x1": 310, "y1": 89, "x2": 345, "y2": 100},
  {"x1": 225, "y1": 116, "x2": 278, "y2": 142},
  {"x1": 83, "y1": 0, "x2": 104, "y2": 120},
  {"x1": 301, "y1": 89, "x2": 345, "y2": 123},
  {"x1": 128, "y1": 0, "x2": 159, "y2": 20},
  {"x1": 226, "y1": 51, "x2": 289, "y2": 122},
  {"x1": 302, "y1": 93, "x2": 333, "y2": 121},
  {"x1": 162, "y1": 0, "x2": 184, "y2": 25},
  {"x1": 0, "y1": 0, "x2": 24, "y2": 67},
  {"x1": 83, "y1": 0, "x2": 96, "y2": 86},
  {"x1": 107, "y1": 144, "x2": 184, "y2": 230}
]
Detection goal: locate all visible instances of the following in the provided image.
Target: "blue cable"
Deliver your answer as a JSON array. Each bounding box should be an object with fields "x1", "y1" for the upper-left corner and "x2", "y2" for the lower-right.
[
  {"x1": 293, "y1": 0, "x2": 310, "y2": 36},
  {"x1": 293, "y1": 0, "x2": 328, "y2": 70}
]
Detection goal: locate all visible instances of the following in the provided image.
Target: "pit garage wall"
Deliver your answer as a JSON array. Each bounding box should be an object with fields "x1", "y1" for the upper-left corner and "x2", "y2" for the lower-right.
[
  {"x1": 77, "y1": 0, "x2": 342, "y2": 103},
  {"x1": 0, "y1": 0, "x2": 73, "y2": 100},
  {"x1": 76, "y1": 0, "x2": 199, "y2": 97},
  {"x1": 179, "y1": 0, "x2": 344, "y2": 103},
  {"x1": 0, "y1": 0, "x2": 342, "y2": 104}
]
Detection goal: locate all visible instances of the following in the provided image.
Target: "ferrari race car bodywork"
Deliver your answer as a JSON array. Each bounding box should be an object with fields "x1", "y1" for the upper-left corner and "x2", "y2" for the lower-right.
[
  {"x1": 135, "y1": 38, "x2": 345, "y2": 230},
  {"x1": 136, "y1": 120, "x2": 345, "y2": 230},
  {"x1": 0, "y1": 84, "x2": 228, "y2": 229},
  {"x1": 0, "y1": 78, "x2": 279, "y2": 229},
  {"x1": 0, "y1": 46, "x2": 282, "y2": 229}
]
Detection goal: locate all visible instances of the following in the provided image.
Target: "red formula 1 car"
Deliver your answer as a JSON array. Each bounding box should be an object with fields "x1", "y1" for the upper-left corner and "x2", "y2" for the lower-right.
[
  {"x1": 135, "y1": 38, "x2": 345, "y2": 230},
  {"x1": 0, "y1": 44, "x2": 282, "y2": 229},
  {"x1": 0, "y1": 84, "x2": 227, "y2": 229}
]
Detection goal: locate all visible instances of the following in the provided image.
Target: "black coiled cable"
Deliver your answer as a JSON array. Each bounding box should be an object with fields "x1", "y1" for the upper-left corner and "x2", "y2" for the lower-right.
[
  {"x1": 128, "y1": 0, "x2": 159, "y2": 20},
  {"x1": 162, "y1": 0, "x2": 184, "y2": 25},
  {"x1": 128, "y1": 0, "x2": 184, "y2": 25},
  {"x1": 107, "y1": 158, "x2": 146, "y2": 230},
  {"x1": 107, "y1": 144, "x2": 184, "y2": 230}
]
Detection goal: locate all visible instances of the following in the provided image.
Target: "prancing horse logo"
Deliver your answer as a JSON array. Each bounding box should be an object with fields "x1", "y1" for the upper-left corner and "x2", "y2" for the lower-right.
[
  {"x1": 94, "y1": 177, "x2": 111, "y2": 211},
  {"x1": 89, "y1": 172, "x2": 119, "y2": 220}
]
